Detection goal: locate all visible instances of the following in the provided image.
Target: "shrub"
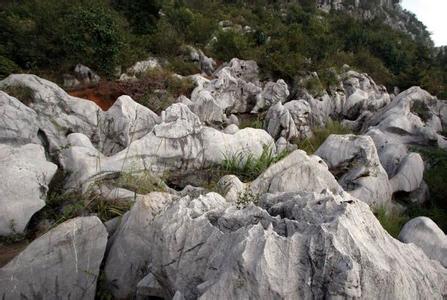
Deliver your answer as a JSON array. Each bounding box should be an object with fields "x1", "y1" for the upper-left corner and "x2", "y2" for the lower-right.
[
  {"x1": 211, "y1": 30, "x2": 250, "y2": 62},
  {"x1": 0, "y1": 55, "x2": 19, "y2": 79},
  {"x1": 1, "y1": 84, "x2": 34, "y2": 105},
  {"x1": 111, "y1": 0, "x2": 161, "y2": 34},
  {"x1": 120, "y1": 68, "x2": 196, "y2": 113},
  {"x1": 62, "y1": 4, "x2": 130, "y2": 76}
]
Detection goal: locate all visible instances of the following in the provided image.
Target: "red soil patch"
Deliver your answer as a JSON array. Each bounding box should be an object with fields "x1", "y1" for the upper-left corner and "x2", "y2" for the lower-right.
[
  {"x1": 68, "y1": 81, "x2": 125, "y2": 111},
  {"x1": 0, "y1": 240, "x2": 29, "y2": 267}
]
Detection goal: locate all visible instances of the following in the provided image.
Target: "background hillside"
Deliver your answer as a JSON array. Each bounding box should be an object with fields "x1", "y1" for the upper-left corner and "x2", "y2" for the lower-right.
[{"x1": 0, "y1": 0, "x2": 446, "y2": 98}]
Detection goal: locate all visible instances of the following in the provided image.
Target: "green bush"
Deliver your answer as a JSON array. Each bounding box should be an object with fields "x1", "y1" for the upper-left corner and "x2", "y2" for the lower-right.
[
  {"x1": 0, "y1": 55, "x2": 19, "y2": 79},
  {"x1": 211, "y1": 30, "x2": 250, "y2": 62},
  {"x1": 111, "y1": 0, "x2": 161, "y2": 34},
  {"x1": 1, "y1": 84, "x2": 34, "y2": 105},
  {"x1": 62, "y1": 4, "x2": 130, "y2": 76},
  {"x1": 120, "y1": 68, "x2": 196, "y2": 113}
]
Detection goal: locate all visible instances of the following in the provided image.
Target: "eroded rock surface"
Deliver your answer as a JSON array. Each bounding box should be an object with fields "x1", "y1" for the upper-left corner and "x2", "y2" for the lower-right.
[
  {"x1": 316, "y1": 134, "x2": 392, "y2": 205},
  {"x1": 0, "y1": 216, "x2": 107, "y2": 299},
  {"x1": 0, "y1": 143, "x2": 57, "y2": 236},
  {"x1": 61, "y1": 104, "x2": 275, "y2": 191},
  {"x1": 105, "y1": 191, "x2": 447, "y2": 299},
  {"x1": 399, "y1": 217, "x2": 447, "y2": 268}
]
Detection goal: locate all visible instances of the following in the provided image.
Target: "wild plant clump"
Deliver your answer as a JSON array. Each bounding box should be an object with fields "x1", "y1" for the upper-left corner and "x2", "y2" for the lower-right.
[{"x1": 220, "y1": 146, "x2": 289, "y2": 182}]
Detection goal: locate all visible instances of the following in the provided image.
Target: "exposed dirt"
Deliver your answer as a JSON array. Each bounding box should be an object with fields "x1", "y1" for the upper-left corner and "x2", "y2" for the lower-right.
[
  {"x1": 0, "y1": 240, "x2": 29, "y2": 267},
  {"x1": 68, "y1": 81, "x2": 125, "y2": 110}
]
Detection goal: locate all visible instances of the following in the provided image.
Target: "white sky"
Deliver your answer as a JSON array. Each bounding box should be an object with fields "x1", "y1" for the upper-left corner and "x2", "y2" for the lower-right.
[{"x1": 401, "y1": 0, "x2": 447, "y2": 46}]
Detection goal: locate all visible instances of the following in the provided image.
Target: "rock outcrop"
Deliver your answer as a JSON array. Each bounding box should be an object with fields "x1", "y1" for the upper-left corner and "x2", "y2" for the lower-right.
[
  {"x1": 399, "y1": 217, "x2": 447, "y2": 268},
  {"x1": 0, "y1": 143, "x2": 57, "y2": 236},
  {"x1": 0, "y1": 217, "x2": 108, "y2": 299},
  {"x1": 104, "y1": 191, "x2": 447, "y2": 299},
  {"x1": 0, "y1": 91, "x2": 40, "y2": 145},
  {"x1": 61, "y1": 104, "x2": 275, "y2": 191},
  {"x1": 0, "y1": 74, "x2": 161, "y2": 156},
  {"x1": 316, "y1": 134, "x2": 392, "y2": 206}
]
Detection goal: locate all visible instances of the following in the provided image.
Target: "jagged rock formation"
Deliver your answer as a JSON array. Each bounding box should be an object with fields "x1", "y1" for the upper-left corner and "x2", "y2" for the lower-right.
[
  {"x1": 0, "y1": 74, "x2": 161, "y2": 156},
  {"x1": 316, "y1": 134, "x2": 392, "y2": 206},
  {"x1": 104, "y1": 191, "x2": 447, "y2": 299},
  {"x1": 0, "y1": 55, "x2": 446, "y2": 299},
  {"x1": 61, "y1": 103, "x2": 274, "y2": 191}
]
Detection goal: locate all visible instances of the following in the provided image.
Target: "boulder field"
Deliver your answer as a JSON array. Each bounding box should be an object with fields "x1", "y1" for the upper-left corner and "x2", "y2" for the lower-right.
[{"x1": 0, "y1": 58, "x2": 446, "y2": 299}]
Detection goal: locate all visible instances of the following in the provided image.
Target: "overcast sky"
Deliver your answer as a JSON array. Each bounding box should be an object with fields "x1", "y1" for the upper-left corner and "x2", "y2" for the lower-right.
[{"x1": 401, "y1": 0, "x2": 447, "y2": 46}]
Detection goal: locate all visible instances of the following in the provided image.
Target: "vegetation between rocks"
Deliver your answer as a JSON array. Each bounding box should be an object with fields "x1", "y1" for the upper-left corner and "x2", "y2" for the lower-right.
[
  {"x1": 220, "y1": 146, "x2": 289, "y2": 182},
  {"x1": 295, "y1": 120, "x2": 353, "y2": 154}
]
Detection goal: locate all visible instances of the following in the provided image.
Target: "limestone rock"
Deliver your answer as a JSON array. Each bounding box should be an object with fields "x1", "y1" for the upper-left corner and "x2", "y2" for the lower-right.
[
  {"x1": 316, "y1": 134, "x2": 392, "y2": 206},
  {"x1": 0, "y1": 74, "x2": 101, "y2": 155},
  {"x1": 98, "y1": 95, "x2": 160, "y2": 155},
  {"x1": 0, "y1": 91, "x2": 39, "y2": 145},
  {"x1": 364, "y1": 87, "x2": 442, "y2": 147},
  {"x1": 74, "y1": 64, "x2": 100, "y2": 85},
  {"x1": 389, "y1": 152, "x2": 424, "y2": 193},
  {"x1": 249, "y1": 150, "x2": 342, "y2": 195},
  {"x1": 0, "y1": 143, "x2": 57, "y2": 236},
  {"x1": 60, "y1": 104, "x2": 275, "y2": 191},
  {"x1": 399, "y1": 217, "x2": 447, "y2": 268},
  {"x1": 104, "y1": 191, "x2": 447, "y2": 299},
  {"x1": 0, "y1": 216, "x2": 108, "y2": 299},
  {"x1": 252, "y1": 79, "x2": 289, "y2": 113},
  {"x1": 104, "y1": 193, "x2": 179, "y2": 299}
]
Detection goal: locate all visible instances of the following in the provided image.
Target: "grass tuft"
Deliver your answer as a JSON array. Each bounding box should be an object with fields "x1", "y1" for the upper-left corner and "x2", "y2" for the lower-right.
[
  {"x1": 1, "y1": 84, "x2": 34, "y2": 105},
  {"x1": 373, "y1": 206, "x2": 409, "y2": 238},
  {"x1": 220, "y1": 146, "x2": 289, "y2": 182},
  {"x1": 295, "y1": 120, "x2": 353, "y2": 154}
]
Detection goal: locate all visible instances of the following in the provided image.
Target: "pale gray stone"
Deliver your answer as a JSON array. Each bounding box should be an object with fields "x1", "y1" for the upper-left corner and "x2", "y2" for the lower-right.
[
  {"x1": 0, "y1": 216, "x2": 108, "y2": 300},
  {"x1": 0, "y1": 143, "x2": 57, "y2": 236},
  {"x1": 316, "y1": 134, "x2": 392, "y2": 206},
  {"x1": 399, "y1": 217, "x2": 447, "y2": 268}
]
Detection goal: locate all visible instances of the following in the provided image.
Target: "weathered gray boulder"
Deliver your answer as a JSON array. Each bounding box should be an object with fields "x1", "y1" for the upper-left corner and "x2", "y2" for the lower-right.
[
  {"x1": 120, "y1": 57, "x2": 161, "y2": 81},
  {"x1": 104, "y1": 192, "x2": 179, "y2": 298},
  {"x1": 74, "y1": 64, "x2": 100, "y2": 85},
  {"x1": 187, "y1": 46, "x2": 216, "y2": 75},
  {"x1": 399, "y1": 217, "x2": 447, "y2": 268},
  {"x1": 61, "y1": 104, "x2": 275, "y2": 191},
  {"x1": 249, "y1": 150, "x2": 342, "y2": 195},
  {"x1": 316, "y1": 134, "x2": 392, "y2": 206},
  {"x1": 0, "y1": 216, "x2": 107, "y2": 299},
  {"x1": 188, "y1": 59, "x2": 262, "y2": 119},
  {"x1": 341, "y1": 70, "x2": 390, "y2": 120},
  {"x1": 0, "y1": 91, "x2": 39, "y2": 145},
  {"x1": 366, "y1": 128, "x2": 426, "y2": 195},
  {"x1": 0, "y1": 74, "x2": 101, "y2": 155},
  {"x1": 98, "y1": 95, "x2": 160, "y2": 155},
  {"x1": 252, "y1": 79, "x2": 289, "y2": 113},
  {"x1": 389, "y1": 152, "x2": 424, "y2": 193},
  {"x1": 105, "y1": 191, "x2": 447, "y2": 299},
  {"x1": 264, "y1": 101, "x2": 299, "y2": 140},
  {"x1": 0, "y1": 143, "x2": 57, "y2": 236},
  {"x1": 264, "y1": 100, "x2": 312, "y2": 141},
  {"x1": 364, "y1": 87, "x2": 443, "y2": 147}
]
